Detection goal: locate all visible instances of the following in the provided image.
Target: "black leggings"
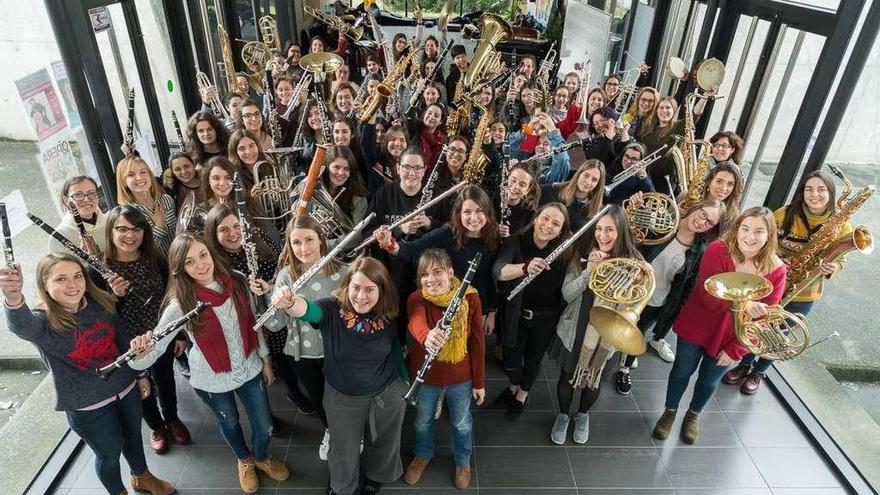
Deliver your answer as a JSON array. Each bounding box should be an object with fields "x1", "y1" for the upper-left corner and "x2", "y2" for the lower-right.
[
  {"x1": 290, "y1": 357, "x2": 328, "y2": 427},
  {"x1": 623, "y1": 304, "x2": 663, "y2": 368},
  {"x1": 503, "y1": 315, "x2": 559, "y2": 392},
  {"x1": 141, "y1": 344, "x2": 178, "y2": 430},
  {"x1": 556, "y1": 368, "x2": 601, "y2": 415}
]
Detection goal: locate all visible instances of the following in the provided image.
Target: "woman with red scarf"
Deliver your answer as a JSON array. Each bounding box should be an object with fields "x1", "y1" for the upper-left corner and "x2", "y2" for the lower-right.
[
  {"x1": 406, "y1": 103, "x2": 447, "y2": 176},
  {"x1": 129, "y1": 233, "x2": 290, "y2": 494}
]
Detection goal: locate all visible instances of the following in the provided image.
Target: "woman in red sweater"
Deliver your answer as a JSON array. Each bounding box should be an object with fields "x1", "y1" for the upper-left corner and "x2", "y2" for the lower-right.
[
  {"x1": 403, "y1": 249, "x2": 485, "y2": 489},
  {"x1": 652, "y1": 207, "x2": 787, "y2": 444}
]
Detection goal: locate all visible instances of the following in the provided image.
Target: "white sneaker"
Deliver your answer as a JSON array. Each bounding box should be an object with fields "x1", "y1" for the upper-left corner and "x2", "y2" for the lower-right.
[
  {"x1": 650, "y1": 338, "x2": 676, "y2": 362},
  {"x1": 319, "y1": 429, "x2": 330, "y2": 461}
]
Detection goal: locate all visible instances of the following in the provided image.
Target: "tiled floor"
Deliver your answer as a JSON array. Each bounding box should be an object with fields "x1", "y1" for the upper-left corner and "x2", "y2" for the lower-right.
[{"x1": 49, "y1": 337, "x2": 852, "y2": 494}]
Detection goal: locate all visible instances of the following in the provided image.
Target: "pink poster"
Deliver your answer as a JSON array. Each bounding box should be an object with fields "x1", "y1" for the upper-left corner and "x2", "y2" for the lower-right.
[{"x1": 15, "y1": 68, "x2": 68, "y2": 142}]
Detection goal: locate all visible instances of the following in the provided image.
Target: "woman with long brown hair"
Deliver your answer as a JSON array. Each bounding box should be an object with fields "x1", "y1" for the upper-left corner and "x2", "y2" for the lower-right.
[
  {"x1": 185, "y1": 111, "x2": 231, "y2": 167},
  {"x1": 541, "y1": 159, "x2": 606, "y2": 230},
  {"x1": 652, "y1": 207, "x2": 786, "y2": 444}
]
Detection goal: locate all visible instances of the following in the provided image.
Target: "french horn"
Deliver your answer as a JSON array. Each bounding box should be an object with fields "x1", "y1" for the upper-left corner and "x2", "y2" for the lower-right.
[{"x1": 588, "y1": 258, "x2": 656, "y2": 356}]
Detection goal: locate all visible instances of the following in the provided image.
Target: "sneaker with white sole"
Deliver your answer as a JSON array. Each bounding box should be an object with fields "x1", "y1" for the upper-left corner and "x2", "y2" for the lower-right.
[
  {"x1": 572, "y1": 412, "x2": 590, "y2": 444},
  {"x1": 319, "y1": 429, "x2": 330, "y2": 461},
  {"x1": 550, "y1": 413, "x2": 570, "y2": 445},
  {"x1": 649, "y1": 338, "x2": 675, "y2": 362},
  {"x1": 615, "y1": 368, "x2": 632, "y2": 395}
]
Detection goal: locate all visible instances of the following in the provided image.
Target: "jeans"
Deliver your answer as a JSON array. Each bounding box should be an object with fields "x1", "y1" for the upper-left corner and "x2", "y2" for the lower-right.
[
  {"x1": 741, "y1": 300, "x2": 815, "y2": 374},
  {"x1": 194, "y1": 374, "x2": 273, "y2": 460},
  {"x1": 413, "y1": 381, "x2": 474, "y2": 466},
  {"x1": 664, "y1": 338, "x2": 730, "y2": 413},
  {"x1": 66, "y1": 387, "x2": 148, "y2": 494}
]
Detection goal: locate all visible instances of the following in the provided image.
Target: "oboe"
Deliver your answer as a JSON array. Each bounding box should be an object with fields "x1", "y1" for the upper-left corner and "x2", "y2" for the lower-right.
[
  {"x1": 253, "y1": 212, "x2": 376, "y2": 330},
  {"x1": 519, "y1": 141, "x2": 582, "y2": 166},
  {"x1": 28, "y1": 213, "x2": 152, "y2": 307},
  {"x1": 0, "y1": 202, "x2": 16, "y2": 268},
  {"x1": 68, "y1": 201, "x2": 96, "y2": 251},
  {"x1": 499, "y1": 141, "x2": 511, "y2": 224},
  {"x1": 124, "y1": 87, "x2": 136, "y2": 156},
  {"x1": 171, "y1": 110, "x2": 185, "y2": 147},
  {"x1": 403, "y1": 252, "x2": 482, "y2": 405},
  {"x1": 507, "y1": 204, "x2": 611, "y2": 300},
  {"x1": 95, "y1": 301, "x2": 210, "y2": 379},
  {"x1": 417, "y1": 144, "x2": 447, "y2": 208},
  {"x1": 313, "y1": 91, "x2": 332, "y2": 144},
  {"x1": 232, "y1": 173, "x2": 260, "y2": 279}
]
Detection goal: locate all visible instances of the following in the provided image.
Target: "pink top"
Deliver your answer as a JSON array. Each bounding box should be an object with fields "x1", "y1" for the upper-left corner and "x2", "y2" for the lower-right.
[{"x1": 673, "y1": 240, "x2": 787, "y2": 361}]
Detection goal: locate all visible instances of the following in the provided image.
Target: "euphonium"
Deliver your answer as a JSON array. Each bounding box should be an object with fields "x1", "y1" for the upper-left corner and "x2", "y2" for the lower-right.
[
  {"x1": 358, "y1": 47, "x2": 419, "y2": 123},
  {"x1": 259, "y1": 15, "x2": 281, "y2": 52},
  {"x1": 588, "y1": 258, "x2": 656, "y2": 356},
  {"x1": 252, "y1": 160, "x2": 294, "y2": 221},
  {"x1": 462, "y1": 14, "x2": 512, "y2": 90},
  {"x1": 781, "y1": 165, "x2": 875, "y2": 304},
  {"x1": 705, "y1": 272, "x2": 810, "y2": 361}
]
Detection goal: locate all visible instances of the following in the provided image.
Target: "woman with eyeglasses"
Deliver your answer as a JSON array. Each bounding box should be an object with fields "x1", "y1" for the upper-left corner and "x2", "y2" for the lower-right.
[
  {"x1": 708, "y1": 131, "x2": 745, "y2": 168},
  {"x1": 50, "y1": 175, "x2": 108, "y2": 256},
  {"x1": 652, "y1": 207, "x2": 786, "y2": 444},
  {"x1": 622, "y1": 87, "x2": 660, "y2": 142},
  {"x1": 235, "y1": 99, "x2": 272, "y2": 150},
  {"x1": 604, "y1": 142, "x2": 656, "y2": 204},
  {"x1": 612, "y1": 198, "x2": 725, "y2": 394}
]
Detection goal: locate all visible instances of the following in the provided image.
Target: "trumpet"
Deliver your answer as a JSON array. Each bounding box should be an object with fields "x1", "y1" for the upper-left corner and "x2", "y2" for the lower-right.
[
  {"x1": 280, "y1": 73, "x2": 312, "y2": 120},
  {"x1": 604, "y1": 144, "x2": 668, "y2": 195},
  {"x1": 575, "y1": 60, "x2": 593, "y2": 125},
  {"x1": 304, "y1": 5, "x2": 364, "y2": 42},
  {"x1": 196, "y1": 68, "x2": 231, "y2": 121}
]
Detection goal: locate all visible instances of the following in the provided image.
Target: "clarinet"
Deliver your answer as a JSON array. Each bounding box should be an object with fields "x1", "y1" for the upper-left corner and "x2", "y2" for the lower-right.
[
  {"x1": 348, "y1": 82, "x2": 369, "y2": 120},
  {"x1": 171, "y1": 110, "x2": 185, "y2": 148},
  {"x1": 291, "y1": 96, "x2": 312, "y2": 151},
  {"x1": 313, "y1": 91, "x2": 332, "y2": 144},
  {"x1": 232, "y1": 173, "x2": 260, "y2": 279},
  {"x1": 68, "y1": 201, "x2": 96, "y2": 250},
  {"x1": 28, "y1": 213, "x2": 152, "y2": 307},
  {"x1": 417, "y1": 144, "x2": 447, "y2": 208},
  {"x1": 95, "y1": 301, "x2": 211, "y2": 379},
  {"x1": 406, "y1": 41, "x2": 454, "y2": 115},
  {"x1": 0, "y1": 202, "x2": 16, "y2": 268},
  {"x1": 403, "y1": 252, "x2": 483, "y2": 405},
  {"x1": 507, "y1": 204, "x2": 611, "y2": 301},
  {"x1": 124, "y1": 88, "x2": 136, "y2": 155},
  {"x1": 253, "y1": 213, "x2": 376, "y2": 330},
  {"x1": 519, "y1": 141, "x2": 582, "y2": 166},
  {"x1": 499, "y1": 141, "x2": 511, "y2": 224}
]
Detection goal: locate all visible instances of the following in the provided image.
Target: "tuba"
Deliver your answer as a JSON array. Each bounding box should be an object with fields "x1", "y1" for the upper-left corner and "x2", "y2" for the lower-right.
[
  {"x1": 588, "y1": 258, "x2": 656, "y2": 356},
  {"x1": 462, "y1": 14, "x2": 512, "y2": 90},
  {"x1": 705, "y1": 272, "x2": 810, "y2": 361},
  {"x1": 291, "y1": 181, "x2": 355, "y2": 240}
]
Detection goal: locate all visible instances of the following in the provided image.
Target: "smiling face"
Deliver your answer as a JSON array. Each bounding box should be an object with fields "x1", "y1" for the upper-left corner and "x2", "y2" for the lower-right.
[
  {"x1": 577, "y1": 167, "x2": 601, "y2": 195},
  {"x1": 604, "y1": 77, "x2": 620, "y2": 97},
  {"x1": 595, "y1": 214, "x2": 618, "y2": 252},
  {"x1": 275, "y1": 80, "x2": 294, "y2": 104},
  {"x1": 307, "y1": 107, "x2": 322, "y2": 130},
  {"x1": 446, "y1": 139, "x2": 468, "y2": 171},
  {"x1": 737, "y1": 215, "x2": 770, "y2": 260},
  {"x1": 420, "y1": 262, "x2": 454, "y2": 296},
  {"x1": 310, "y1": 38, "x2": 325, "y2": 53},
  {"x1": 422, "y1": 105, "x2": 442, "y2": 130},
  {"x1": 564, "y1": 75, "x2": 579, "y2": 96},
  {"x1": 489, "y1": 123, "x2": 506, "y2": 144},
  {"x1": 621, "y1": 148, "x2": 643, "y2": 170},
  {"x1": 290, "y1": 227, "x2": 322, "y2": 265},
  {"x1": 215, "y1": 214, "x2": 242, "y2": 252},
  {"x1": 208, "y1": 165, "x2": 232, "y2": 199},
  {"x1": 637, "y1": 91, "x2": 656, "y2": 114},
  {"x1": 553, "y1": 87, "x2": 569, "y2": 109},
  {"x1": 124, "y1": 160, "x2": 153, "y2": 195},
  {"x1": 685, "y1": 205, "x2": 721, "y2": 233},
  {"x1": 454, "y1": 53, "x2": 468, "y2": 70},
  {"x1": 367, "y1": 60, "x2": 380, "y2": 75},
  {"x1": 803, "y1": 177, "x2": 831, "y2": 215},
  {"x1": 335, "y1": 64, "x2": 350, "y2": 82},
  {"x1": 111, "y1": 216, "x2": 144, "y2": 258},
  {"x1": 332, "y1": 122, "x2": 352, "y2": 146},
  {"x1": 424, "y1": 86, "x2": 440, "y2": 105},
  {"x1": 235, "y1": 76, "x2": 249, "y2": 96},
  {"x1": 533, "y1": 207, "x2": 565, "y2": 245},
  {"x1": 287, "y1": 44, "x2": 301, "y2": 62},
  {"x1": 507, "y1": 168, "x2": 532, "y2": 205},
  {"x1": 67, "y1": 179, "x2": 99, "y2": 219},
  {"x1": 397, "y1": 153, "x2": 425, "y2": 193},
  {"x1": 460, "y1": 199, "x2": 487, "y2": 234},
  {"x1": 183, "y1": 241, "x2": 215, "y2": 286},
  {"x1": 240, "y1": 104, "x2": 263, "y2": 132},
  {"x1": 656, "y1": 100, "x2": 675, "y2": 124},
  {"x1": 236, "y1": 136, "x2": 260, "y2": 166},
  {"x1": 196, "y1": 120, "x2": 217, "y2": 145},
  {"x1": 588, "y1": 91, "x2": 605, "y2": 113},
  {"x1": 386, "y1": 131, "x2": 407, "y2": 157},
  {"x1": 336, "y1": 88, "x2": 354, "y2": 114},
  {"x1": 394, "y1": 36, "x2": 407, "y2": 53},
  {"x1": 535, "y1": 136, "x2": 551, "y2": 154},
  {"x1": 327, "y1": 157, "x2": 351, "y2": 188},
  {"x1": 171, "y1": 156, "x2": 197, "y2": 184},
  {"x1": 425, "y1": 38, "x2": 438, "y2": 57},
  {"x1": 712, "y1": 137, "x2": 733, "y2": 162},
  {"x1": 708, "y1": 171, "x2": 737, "y2": 202},
  {"x1": 520, "y1": 58, "x2": 535, "y2": 78},
  {"x1": 45, "y1": 260, "x2": 86, "y2": 312},
  {"x1": 347, "y1": 271, "x2": 380, "y2": 314}
]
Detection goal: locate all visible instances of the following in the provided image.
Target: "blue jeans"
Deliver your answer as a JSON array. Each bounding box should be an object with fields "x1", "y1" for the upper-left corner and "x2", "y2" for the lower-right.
[
  {"x1": 194, "y1": 374, "x2": 273, "y2": 460},
  {"x1": 66, "y1": 387, "x2": 148, "y2": 494},
  {"x1": 664, "y1": 338, "x2": 730, "y2": 413},
  {"x1": 741, "y1": 300, "x2": 815, "y2": 374},
  {"x1": 413, "y1": 381, "x2": 474, "y2": 466}
]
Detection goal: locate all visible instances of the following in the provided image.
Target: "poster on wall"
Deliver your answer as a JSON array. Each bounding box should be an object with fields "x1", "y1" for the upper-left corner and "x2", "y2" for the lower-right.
[
  {"x1": 51, "y1": 61, "x2": 81, "y2": 130},
  {"x1": 14, "y1": 69, "x2": 68, "y2": 142},
  {"x1": 37, "y1": 139, "x2": 84, "y2": 216},
  {"x1": 89, "y1": 7, "x2": 111, "y2": 33},
  {"x1": 528, "y1": 0, "x2": 554, "y2": 26}
]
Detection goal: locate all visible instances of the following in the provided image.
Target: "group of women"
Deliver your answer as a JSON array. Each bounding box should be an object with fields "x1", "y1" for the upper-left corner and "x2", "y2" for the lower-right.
[{"x1": 0, "y1": 9, "x2": 856, "y2": 495}]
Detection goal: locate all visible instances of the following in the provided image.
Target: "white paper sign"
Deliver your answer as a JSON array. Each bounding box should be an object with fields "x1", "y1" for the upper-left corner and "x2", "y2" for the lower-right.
[{"x1": 1, "y1": 190, "x2": 30, "y2": 237}]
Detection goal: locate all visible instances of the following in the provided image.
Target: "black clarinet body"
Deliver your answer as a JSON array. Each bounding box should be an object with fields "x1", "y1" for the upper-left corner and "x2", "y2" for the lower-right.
[{"x1": 0, "y1": 202, "x2": 15, "y2": 267}]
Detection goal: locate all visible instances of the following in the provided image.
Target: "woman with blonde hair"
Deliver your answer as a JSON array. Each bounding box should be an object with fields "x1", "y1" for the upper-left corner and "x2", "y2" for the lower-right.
[{"x1": 115, "y1": 156, "x2": 177, "y2": 255}]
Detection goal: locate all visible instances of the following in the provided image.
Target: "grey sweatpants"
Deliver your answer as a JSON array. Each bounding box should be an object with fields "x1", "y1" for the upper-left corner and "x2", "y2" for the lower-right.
[{"x1": 324, "y1": 378, "x2": 407, "y2": 495}]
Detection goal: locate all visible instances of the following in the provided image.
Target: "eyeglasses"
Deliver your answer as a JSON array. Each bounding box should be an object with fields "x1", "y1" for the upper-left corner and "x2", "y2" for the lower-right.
[
  {"x1": 241, "y1": 111, "x2": 261, "y2": 120},
  {"x1": 695, "y1": 208, "x2": 718, "y2": 228},
  {"x1": 638, "y1": 96, "x2": 655, "y2": 104},
  {"x1": 605, "y1": 82, "x2": 620, "y2": 87},
  {"x1": 622, "y1": 154, "x2": 641, "y2": 162},
  {"x1": 712, "y1": 142, "x2": 732, "y2": 149},
  {"x1": 447, "y1": 147, "x2": 467, "y2": 156},
  {"x1": 113, "y1": 226, "x2": 144, "y2": 235},
  {"x1": 400, "y1": 164, "x2": 425, "y2": 173},
  {"x1": 69, "y1": 191, "x2": 99, "y2": 201}
]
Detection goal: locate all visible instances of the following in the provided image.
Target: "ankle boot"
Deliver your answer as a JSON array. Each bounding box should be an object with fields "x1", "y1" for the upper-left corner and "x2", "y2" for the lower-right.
[
  {"x1": 130, "y1": 470, "x2": 176, "y2": 495},
  {"x1": 237, "y1": 458, "x2": 259, "y2": 494},
  {"x1": 681, "y1": 409, "x2": 700, "y2": 444},
  {"x1": 254, "y1": 457, "x2": 291, "y2": 481},
  {"x1": 652, "y1": 408, "x2": 677, "y2": 440}
]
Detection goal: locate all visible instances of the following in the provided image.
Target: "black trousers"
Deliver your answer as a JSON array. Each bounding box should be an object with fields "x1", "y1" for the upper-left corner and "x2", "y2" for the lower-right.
[
  {"x1": 290, "y1": 356, "x2": 328, "y2": 427},
  {"x1": 503, "y1": 313, "x2": 560, "y2": 391},
  {"x1": 141, "y1": 344, "x2": 178, "y2": 430},
  {"x1": 623, "y1": 304, "x2": 664, "y2": 368}
]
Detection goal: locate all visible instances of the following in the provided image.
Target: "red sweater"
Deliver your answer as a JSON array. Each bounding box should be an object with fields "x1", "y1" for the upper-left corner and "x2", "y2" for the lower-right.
[
  {"x1": 673, "y1": 240, "x2": 787, "y2": 361},
  {"x1": 519, "y1": 104, "x2": 581, "y2": 154},
  {"x1": 406, "y1": 291, "x2": 485, "y2": 388}
]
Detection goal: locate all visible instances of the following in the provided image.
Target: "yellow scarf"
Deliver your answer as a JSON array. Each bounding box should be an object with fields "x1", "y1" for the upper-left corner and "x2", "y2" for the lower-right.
[{"x1": 420, "y1": 277, "x2": 477, "y2": 364}]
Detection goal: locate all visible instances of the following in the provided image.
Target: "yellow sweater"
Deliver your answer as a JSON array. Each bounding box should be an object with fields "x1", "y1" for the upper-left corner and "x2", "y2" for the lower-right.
[{"x1": 774, "y1": 206, "x2": 852, "y2": 302}]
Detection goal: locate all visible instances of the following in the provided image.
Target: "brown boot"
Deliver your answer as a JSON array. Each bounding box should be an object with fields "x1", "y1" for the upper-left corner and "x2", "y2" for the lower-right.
[
  {"x1": 130, "y1": 470, "x2": 176, "y2": 495},
  {"x1": 403, "y1": 457, "x2": 430, "y2": 485},
  {"x1": 165, "y1": 418, "x2": 192, "y2": 444},
  {"x1": 454, "y1": 464, "x2": 472, "y2": 489},
  {"x1": 237, "y1": 458, "x2": 259, "y2": 494},
  {"x1": 740, "y1": 372, "x2": 764, "y2": 395},
  {"x1": 651, "y1": 408, "x2": 677, "y2": 440},
  {"x1": 149, "y1": 427, "x2": 169, "y2": 455},
  {"x1": 681, "y1": 410, "x2": 700, "y2": 444},
  {"x1": 254, "y1": 457, "x2": 291, "y2": 481}
]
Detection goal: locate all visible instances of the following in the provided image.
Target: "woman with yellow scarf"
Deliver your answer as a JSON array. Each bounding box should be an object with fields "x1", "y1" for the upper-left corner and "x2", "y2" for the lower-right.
[{"x1": 403, "y1": 249, "x2": 485, "y2": 489}]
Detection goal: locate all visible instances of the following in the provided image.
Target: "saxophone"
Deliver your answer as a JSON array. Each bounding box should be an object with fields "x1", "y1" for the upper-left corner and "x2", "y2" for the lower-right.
[
  {"x1": 679, "y1": 131, "x2": 714, "y2": 210},
  {"x1": 672, "y1": 92, "x2": 712, "y2": 195},
  {"x1": 447, "y1": 78, "x2": 469, "y2": 138},
  {"x1": 463, "y1": 104, "x2": 492, "y2": 185},
  {"x1": 781, "y1": 166, "x2": 875, "y2": 305},
  {"x1": 358, "y1": 47, "x2": 420, "y2": 123}
]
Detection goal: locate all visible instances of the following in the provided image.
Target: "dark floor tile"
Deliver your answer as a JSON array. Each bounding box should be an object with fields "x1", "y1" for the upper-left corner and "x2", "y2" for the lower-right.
[
  {"x1": 725, "y1": 412, "x2": 812, "y2": 448},
  {"x1": 290, "y1": 411, "x2": 327, "y2": 446},
  {"x1": 658, "y1": 447, "x2": 767, "y2": 488},
  {"x1": 627, "y1": 352, "x2": 675, "y2": 377},
  {"x1": 714, "y1": 380, "x2": 785, "y2": 412},
  {"x1": 643, "y1": 411, "x2": 741, "y2": 448},
  {"x1": 176, "y1": 445, "x2": 285, "y2": 489},
  {"x1": 64, "y1": 490, "x2": 108, "y2": 495},
  {"x1": 573, "y1": 386, "x2": 640, "y2": 413},
  {"x1": 473, "y1": 411, "x2": 559, "y2": 446},
  {"x1": 474, "y1": 446, "x2": 575, "y2": 488},
  {"x1": 278, "y1": 446, "x2": 330, "y2": 489},
  {"x1": 569, "y1": 412, "x2": 654, "y2": 447},
  {"x1": 484, "y1": 355, "x2": 509, "y2": 380},
  {"x1": 676, "y1": 490, "x2": 772, "y2": 495},
  {"x1": 480, "y1": 379, "x2": 557, "y2": 412},
  {"x1": 747, "y1": 447, "x2": 843, "y2": 489},
  {"x1": 367, "y1": 489, "x2": 476, "y2": 494},
  {"x1": 630, "y1": 380, "x2": 720, "y2": 412},
  {"x1": 481, "y1": 490, "x2": 576, "y2": 495},
  {"x1": 577, "y1": 490, "x2": 674, "y2": 495},
  {"x1": 566, "y1": 447, "x2": 670, "y2": 489},
  {"x1": 71, "y1": 441, "x2": 189, "y2": 490},
  {"x1": 54, "y1": 445, "x2": 90, "y2": 489}
]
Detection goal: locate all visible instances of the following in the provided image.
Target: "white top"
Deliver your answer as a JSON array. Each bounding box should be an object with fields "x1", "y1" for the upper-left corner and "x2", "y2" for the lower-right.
[
  {"x1": 48, "y1": 210, "x2": 108, "y2": 254},
  {"x1": 130, "y1": 281, "x2": 268, "y2": 393},
  {"x1": 649, "y1": 238, "x2": 689, "y2": 307}
]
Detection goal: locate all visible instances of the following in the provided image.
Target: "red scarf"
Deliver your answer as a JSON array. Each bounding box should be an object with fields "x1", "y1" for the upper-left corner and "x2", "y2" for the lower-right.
[{"x1": 192, "y1": 273, "x2": 259, "y2": 373}]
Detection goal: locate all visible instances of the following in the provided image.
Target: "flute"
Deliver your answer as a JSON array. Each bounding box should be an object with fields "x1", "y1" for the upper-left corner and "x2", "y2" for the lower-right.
[
  {"x1": 28, "y1": 213, "x2": 153, "y2": 307},
  {"x1": 507, "y1": 204, "x2": 611, "y2": 301},
  {"x1": 351, "y1": 180, "x2": 467, "y2": 253},
  {"x1": 0, "y1": 202, "x2": 15, "y2": 268},
  {"x1": 403, "y1": 252, "x2": 482, "y2": 405},
  {"x1": 253, "y1": 213, "x2": 376, "y2": 330},
  {"x1": 95, "y1": 301, "x2": 210, "y2": 379}
]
